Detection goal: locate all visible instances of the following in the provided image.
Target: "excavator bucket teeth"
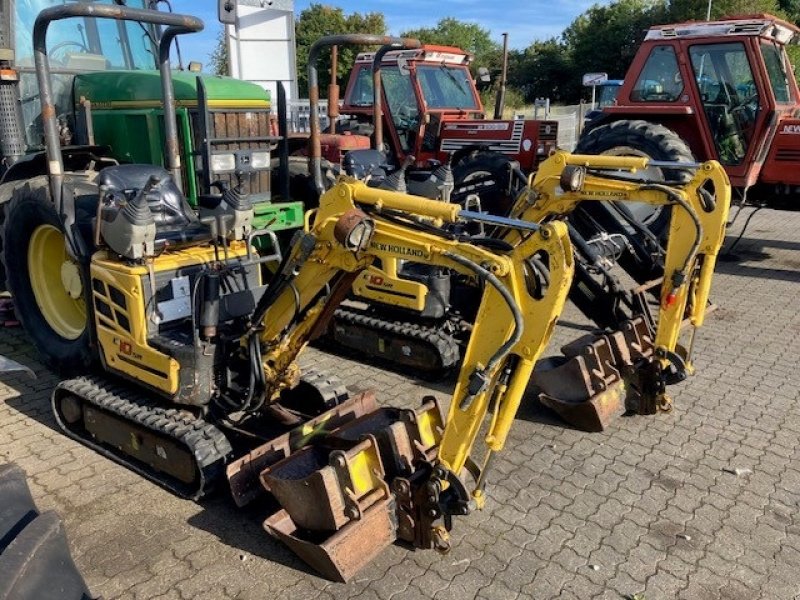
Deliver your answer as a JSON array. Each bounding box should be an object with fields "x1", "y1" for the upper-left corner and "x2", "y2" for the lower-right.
[
  {"x1": 227, "y1": 392, "x2": 378, "y2": 507},
  {"x1": 257, "y1": 398, "x2": 444, "y2": 581}
]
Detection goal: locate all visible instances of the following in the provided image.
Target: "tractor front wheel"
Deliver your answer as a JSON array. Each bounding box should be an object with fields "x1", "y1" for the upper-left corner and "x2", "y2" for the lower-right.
[
  {"x1": 453, "y1": 152, "x2": 516, "y2": 216},
  {"x1": 3, "y1": 185, "x2": 93, "y2": 373},
  {"x1": 575, "y1": 119, "x2": 695, "y2": 239}
]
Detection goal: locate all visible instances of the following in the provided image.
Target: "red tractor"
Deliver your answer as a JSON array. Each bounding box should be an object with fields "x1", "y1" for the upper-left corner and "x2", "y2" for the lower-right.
[
  {"x1": 578, "y1": 14, "x2": 800, "y2": 211},
  {"x1": 336, "y1": 44, "x2": 559, "y2": 213}
]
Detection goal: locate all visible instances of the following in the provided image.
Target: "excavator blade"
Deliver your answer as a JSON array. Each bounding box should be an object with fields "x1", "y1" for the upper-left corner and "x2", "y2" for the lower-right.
[
  {"x1": 532, "y1": 317, "x2": 654, "y2": 432},
  {"x1": 252, "y1": 397, "x2": 445, "y2": 582}
]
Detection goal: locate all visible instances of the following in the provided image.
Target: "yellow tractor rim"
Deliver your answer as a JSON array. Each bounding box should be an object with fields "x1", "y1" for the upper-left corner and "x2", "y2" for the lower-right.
[{"x1": 28, "y1": 224, "x2": 86, "y2": 340}]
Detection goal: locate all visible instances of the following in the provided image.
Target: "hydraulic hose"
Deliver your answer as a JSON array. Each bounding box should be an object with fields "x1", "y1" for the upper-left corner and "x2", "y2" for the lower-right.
[
  {"x1": 442, "y1": 251, "x2": 524, "y2": 410},
  {"x1": 640, "y1": 183, "x2": 703, "y2": 282}
]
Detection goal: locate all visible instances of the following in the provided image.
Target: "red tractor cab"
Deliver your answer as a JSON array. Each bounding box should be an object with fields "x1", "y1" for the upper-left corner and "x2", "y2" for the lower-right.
[
  {"x1": 579, "y1": 14, "x2": 800, "y2": 205},
  {"x1": 339, "y1": 45, "x2": 558, "y2": 212}
]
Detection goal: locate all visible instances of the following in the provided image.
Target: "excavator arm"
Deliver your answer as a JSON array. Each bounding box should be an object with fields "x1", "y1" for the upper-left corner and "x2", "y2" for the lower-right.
[
  {"x1": 509, "y1": 151, "x2": 730, "y2": 419},
  {"x1": 230, "y1": 152, "x2": 730, "y2": 581},
  {"x1": 234, "y1": 177, "x2": 574, "y2": 580}
]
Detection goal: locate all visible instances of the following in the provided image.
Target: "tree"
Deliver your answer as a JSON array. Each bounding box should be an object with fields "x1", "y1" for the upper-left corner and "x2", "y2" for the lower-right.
[
  {"x1": 508, "y1": 39, "x2": 579, "y2": 104},
  {"x1": 564, "y1": 0, "x2": 670, "y2": 87},
  {"x1": 400, "y1": 18, "x2": 501, "y2": 75},
  {"x1": 668, "y1": 0, "x2": 781, "y2": 21},
  {"x1": 295, "y1": 4, "x2": 387, "y2": 95},
  {"x1": 209, "y1": 30, "x2": 229, "y2": 77}
]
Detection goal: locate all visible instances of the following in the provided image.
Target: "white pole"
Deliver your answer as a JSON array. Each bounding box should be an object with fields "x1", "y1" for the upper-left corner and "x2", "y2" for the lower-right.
[
  {"x1": 706, "y1": 0, "x2": 712, "y2": 20},
  {"x1": 591, "y1": 84, "x2": 596, "y2": 110}
]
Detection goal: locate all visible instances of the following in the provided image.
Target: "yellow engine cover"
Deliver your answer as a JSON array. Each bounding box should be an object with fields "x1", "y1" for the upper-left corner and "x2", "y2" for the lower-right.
[{"x1": 89, "y1": 242, "x2": 249, "y2": 397}]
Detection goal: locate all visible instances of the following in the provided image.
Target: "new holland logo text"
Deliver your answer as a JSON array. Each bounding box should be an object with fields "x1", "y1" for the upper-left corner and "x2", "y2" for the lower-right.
[
  {"x1": 370, "y1": 241, "x2": 427, "y2": 258},
  {"x1": 781, "y1": 124, "x2": 800, "y2": 134}
]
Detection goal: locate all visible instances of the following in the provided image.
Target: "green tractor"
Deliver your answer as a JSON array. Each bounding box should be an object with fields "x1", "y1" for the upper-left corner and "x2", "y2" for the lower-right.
[{"x1": 0, "y1": 0, "x2": 303, "y2": 371}]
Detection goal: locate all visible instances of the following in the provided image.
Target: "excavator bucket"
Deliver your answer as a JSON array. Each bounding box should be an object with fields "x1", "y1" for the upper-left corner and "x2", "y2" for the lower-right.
[
  {"x1": 532, "y1": 317, "x2": 654, "y2": 432},
  {"x1": 227, "y1": 392, "x2": 378, "y2": 507},
  {"x1": 255, "y1": 398, "x2": 444, "y2": 581}
]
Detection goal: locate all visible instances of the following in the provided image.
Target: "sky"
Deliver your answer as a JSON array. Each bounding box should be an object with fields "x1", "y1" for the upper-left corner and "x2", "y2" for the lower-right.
[{"x1": 168, "y1": 0, "x2": 605, "y2": 69}]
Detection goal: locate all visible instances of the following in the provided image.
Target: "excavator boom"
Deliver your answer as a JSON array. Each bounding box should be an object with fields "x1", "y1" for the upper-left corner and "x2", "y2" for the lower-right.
[{"x1": 224, "y1": 177, "x2": 574, "y2": 580}]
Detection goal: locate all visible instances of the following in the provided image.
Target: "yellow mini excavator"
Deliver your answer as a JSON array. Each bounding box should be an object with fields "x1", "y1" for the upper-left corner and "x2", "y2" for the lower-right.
[
  {"x1": 338, "y1": 150, "x2": 731, "y2": 431},
  {"x1": 18, "y1": 7, "x2": 730, "y2": 583}
]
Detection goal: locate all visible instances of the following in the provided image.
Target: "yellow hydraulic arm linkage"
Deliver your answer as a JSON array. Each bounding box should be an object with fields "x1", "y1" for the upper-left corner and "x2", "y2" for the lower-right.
[
  {"x1": 506, "y1": 151, "x2": 730, "y2": 425},
  {"x1": 230, "y1": 176, "x2": 574, "y2": 580}
]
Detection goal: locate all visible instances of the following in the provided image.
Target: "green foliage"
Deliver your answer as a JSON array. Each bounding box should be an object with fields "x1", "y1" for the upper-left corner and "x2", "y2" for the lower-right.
[
  {"x1": 288, "y1": 0, "x2": 800, "y2": 106},
  {"x1": 668, "y1": 0, "x2": 780, "y2": 21},
  {"x1": 565, "y1": 0, "x2": 669, "y2": 81},
  {"x1": 295, "y1": 4, "x2": 387, "y2": 96},
  {"x1": 509, "y1": 38, "x2": 579, "y2": 104},
  {"x1": 400, "y1": 18, "x2": 501, "y2": 75},
  {"x1": 209, "y1": 30, "x2": 229, "y2": 77}
]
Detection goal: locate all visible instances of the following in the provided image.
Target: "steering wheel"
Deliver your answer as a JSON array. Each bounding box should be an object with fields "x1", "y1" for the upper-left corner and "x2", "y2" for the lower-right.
[{"x1": 50, "y1": 41, "x2": 90, "y2": 65}]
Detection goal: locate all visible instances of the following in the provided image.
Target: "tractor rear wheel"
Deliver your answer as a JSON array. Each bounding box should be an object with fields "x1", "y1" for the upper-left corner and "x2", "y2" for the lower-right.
[
  {"x1": 575, "y1": 119, "x2": 695, "y2": 238},
  {"x1": 453, "y1": 152, "x2": 515, "y2": 216},
  {"x1": 2, "y1": 184, "x2": 93, "y2": 373}
]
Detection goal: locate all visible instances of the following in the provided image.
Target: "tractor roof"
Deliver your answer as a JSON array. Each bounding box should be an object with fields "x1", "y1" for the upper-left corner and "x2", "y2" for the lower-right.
[
  {"x1": 354, "y1": 45, "x2": 471, "y2": 67},
  {"x1": 644, "y1": 14, "x2": 799, "y2": 45}
]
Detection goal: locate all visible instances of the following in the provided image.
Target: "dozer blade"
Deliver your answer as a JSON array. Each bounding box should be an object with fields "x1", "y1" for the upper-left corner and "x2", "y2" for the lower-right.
[
  {"x1": 257, "y1": 398, "x2": 444, "y2": 582},
  {"x1": 227, "y1": 392, "x2": 378, "y2": 507},
  {"x1": 532, "y1": 317, "x2": 654, "y2": 432}
]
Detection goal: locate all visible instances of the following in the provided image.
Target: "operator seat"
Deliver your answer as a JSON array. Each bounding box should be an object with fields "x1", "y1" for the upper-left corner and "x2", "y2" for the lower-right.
[{"x1": 97, "y1": 164, "x2": 212, "y2": 247}]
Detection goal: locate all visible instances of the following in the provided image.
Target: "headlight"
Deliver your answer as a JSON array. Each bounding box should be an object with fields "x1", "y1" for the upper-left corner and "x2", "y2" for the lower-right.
[
  {"x1": 210, "y1": 153, "x2": 236, "y2": 173},
  {"x1": 250, "y1": 150, "x2": 271, "y2": 170}
]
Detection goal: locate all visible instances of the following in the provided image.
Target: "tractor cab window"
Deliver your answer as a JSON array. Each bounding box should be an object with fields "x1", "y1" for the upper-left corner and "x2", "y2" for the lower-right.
[
  {"x1": 380, "y1": 66, "x2": 419, "y2": 153},
  {"x1": 347, "y1": 66, "x2": 375, "y2": 106},
  {"x1": 14, "y1": 0, "x2": 157, "y2": 71},
  {"x1": 631, "y1": 45, "x2": 683, "y2": 102},
  {"x1": 761, "y1": 43, "x2": 793, "y2": 104},
  {"x1": 689, "y1": 42, "x2": 758, "y2": 165},
  {"x1": 415, "y1": 65, "x2": 479, "y2": 110}
]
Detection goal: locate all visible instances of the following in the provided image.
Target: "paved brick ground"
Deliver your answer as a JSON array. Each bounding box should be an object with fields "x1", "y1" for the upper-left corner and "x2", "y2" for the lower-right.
[{"x1": 1, "y1": 206, "x2": 799, "y2": 600}]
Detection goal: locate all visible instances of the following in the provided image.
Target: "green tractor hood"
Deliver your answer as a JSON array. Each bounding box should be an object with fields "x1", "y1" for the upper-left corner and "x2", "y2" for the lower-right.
[{"x1": 73, "y1": 70, "x2": 271, "y2": 108}]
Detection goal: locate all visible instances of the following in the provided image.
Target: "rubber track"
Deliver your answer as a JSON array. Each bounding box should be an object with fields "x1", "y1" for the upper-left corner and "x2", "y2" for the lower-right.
[
  {"x1": 298, "y1": 369, "x2": 350, "y2": 406},
  {"x1": 52, "y1": 375, "x2": 232, "y2": 501},
  {"x1": 331, "y1": 306, "x2": 461, "y2": 373}
]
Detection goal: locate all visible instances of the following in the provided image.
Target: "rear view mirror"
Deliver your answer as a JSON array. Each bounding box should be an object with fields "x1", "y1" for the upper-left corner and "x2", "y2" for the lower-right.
[{"x1": 219, "y1": 0, "x2": 236, "y2": 24}]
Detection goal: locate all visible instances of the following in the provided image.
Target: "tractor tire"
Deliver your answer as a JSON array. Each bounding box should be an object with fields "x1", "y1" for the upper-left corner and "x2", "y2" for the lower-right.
[
  {"x1": 453, "y1": 152, "x2": 515, "y2": 216},
  {"x1": 2, "y1": 184, "x2": 93, "y2": 374},
  {"x1": 575, "y1": 120, "x2": 695, "y2": 238},
  {"x1": 287, "y1": 156, "x2": 321, "y2": 209},
  {"x1": 0, "y1": 463, "x2": 94, "y2": 600}
]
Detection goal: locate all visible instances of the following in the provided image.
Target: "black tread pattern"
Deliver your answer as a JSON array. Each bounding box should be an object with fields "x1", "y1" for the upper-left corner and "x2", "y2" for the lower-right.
[
  {"x1": 0, "y1": 464, "x2": 93, "y2": 600},
  {"x1": 298, "y1": 369, "x2": 350, "y2": 406},
  {"x1": 577, "y1": 119, "x2": 695, "y2": 182},
  {"x1": 52, "y1": 375, "x2": 232, "y2": 500},
  {"x1": 331, "y1": 306, "x2": 461, "y2": 373}
]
